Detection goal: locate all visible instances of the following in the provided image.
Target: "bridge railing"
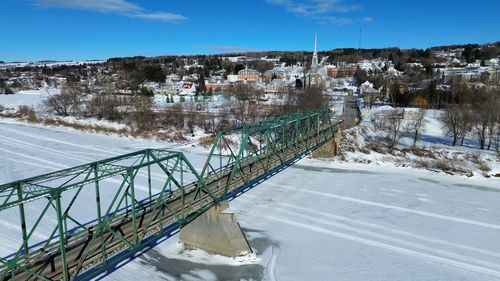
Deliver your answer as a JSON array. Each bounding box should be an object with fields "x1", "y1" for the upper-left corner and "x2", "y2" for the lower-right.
[
  {"x1": 0, "y1": 109, "x2": 340, "y2": 281},
  {"x1": 200, "y1": 109, "x2": 337, "y2": 197},
  {"x1": 0, "y1": 149, "x2": 216, "y2": 280}
]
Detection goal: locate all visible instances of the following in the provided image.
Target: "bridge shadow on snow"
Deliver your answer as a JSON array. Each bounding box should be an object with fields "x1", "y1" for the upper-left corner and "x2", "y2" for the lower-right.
[
  {"x1": 76, "y1": 151, "x2": 308, "y2": 281},
  {"x1": 137, "y1": 227, "x2": 279, "y2": 281}
]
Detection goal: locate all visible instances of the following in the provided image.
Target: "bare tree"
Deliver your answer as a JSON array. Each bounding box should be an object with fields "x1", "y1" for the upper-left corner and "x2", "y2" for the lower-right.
[
  {"x1": 495, "y1": 121, "x2": 500, "y2": 154},
  {"x1": 185, "y1": 103, "x2": 199, "y2": 134},
  {"x1": 472, "y1": 88, "x2": 496, "y2": 150},
  {"x1": 385, "y1": 108, "x2": 404, "y2": 151},
  {"x1": 456, "y1": 106, "x2": 473, "y2": 146},
  {"x1": 43, "y1": 83, "x2": 84, "y2": 116},
  {"x1": 406, "y1": 108, "x2": 426, "y2": 149},
  {"x1": 440, "y1": 104, "x2": 465, "y2": 146},
  {"x1": 163, "y1": 103, "x2": 184, "y2": 130},
  {"x1": 89, "y1": 92, "x2": 130, "y2": 121},
  {"x1": 226, "y1": 83, "x2": 260, "y2": 126},
  {"x1": 296, "y1": 86, "x2": 328, "y2": 111},
  {"x1": 486, "y1": 89, "x2": 499, "y2": 150},
  {"x1": 472, "y1": 110, "x2": 489, "y2": 150},
  {"x1": 279, "y1": 90, "x2": 299, "y2": 114},
  {"x1": 130, "y1": 95, "x2": 154, "y2": 132},
  {"x1": 364, "y1": 90, "x2": 383, "y2": 109}
]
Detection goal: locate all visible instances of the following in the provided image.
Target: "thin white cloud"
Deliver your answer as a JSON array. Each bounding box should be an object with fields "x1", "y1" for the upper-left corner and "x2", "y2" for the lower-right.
[
  {"x1": 130, "y1": 12, "x2": 187, "y2": 22},
  {"x1": 266, "y1": 0, "x2": 364, "y2": 25},
  {"x1": 361, "y1": 16, "x2": 373, "y2": 23},
  {"x1": 267, "y1": 0, "x2": 361, "y2": 15},
  {"x1": 325, "y1": 16, "x2": 353, "y2": 25},
  {"x1": 33, "y1": 0, "x2": 186, "y2": 23},
  {"x1": 335, "y1": 4, "x2": 362, "y2": 13},
  {"x1": 198, "y1": 45, "x2": 260, "y2": 54}
]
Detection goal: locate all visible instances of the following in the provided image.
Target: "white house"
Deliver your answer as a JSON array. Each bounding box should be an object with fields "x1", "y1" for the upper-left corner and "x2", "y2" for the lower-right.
[{"x1": 178, "y1": 82, "x2": 197, "y2": 96}]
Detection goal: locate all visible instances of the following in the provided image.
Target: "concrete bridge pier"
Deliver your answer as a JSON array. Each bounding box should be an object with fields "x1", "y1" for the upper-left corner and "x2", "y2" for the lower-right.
[
  {"x1": 311, "y1": 129, "x2": 343, "y2": 158},
  {"x1": 180, "y1": 201, "x2": 252, "y2": 257}
]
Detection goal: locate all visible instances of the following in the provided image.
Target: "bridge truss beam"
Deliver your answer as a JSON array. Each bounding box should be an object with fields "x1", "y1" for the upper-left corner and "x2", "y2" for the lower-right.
[{"x1": 0, "y1": 109, "x2": 341, "y2": 280}]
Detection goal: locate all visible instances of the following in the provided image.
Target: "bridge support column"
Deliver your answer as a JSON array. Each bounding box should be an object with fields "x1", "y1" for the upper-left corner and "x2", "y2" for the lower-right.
[
  {"x1": 180, "y1": 201, "x2": 252, "y2": 257},
  {"x1": 311, "y1": 129, "x2": 343, "y2": 158},
  {"x1": 332, "y1": 129, "x2": 342, "y2": 156}
]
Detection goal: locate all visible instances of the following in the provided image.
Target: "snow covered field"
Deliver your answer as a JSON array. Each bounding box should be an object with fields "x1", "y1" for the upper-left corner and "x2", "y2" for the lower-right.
[
  {"x1": 0, "y1": 91, "x2": 44, "y2": 109},
  {"x1": 1, "y1": 119, "x2": 500, "y2": 280}
]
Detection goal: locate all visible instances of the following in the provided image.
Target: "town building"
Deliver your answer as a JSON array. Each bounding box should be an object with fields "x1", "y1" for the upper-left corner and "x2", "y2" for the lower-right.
[
  {"x1": 166, "y1": 74, "x2": 180, "y2": 82},
  {"x1": 264, "y1": 79, "x2": 287, "y2": 98},
  {"x1": 263, "y1": 69, "x2": 285, "y2": 83},
  {"x1": 326, "y1": 63, "x2": 357, "y2": 78},
  {"x1": 238, "y1": 67, "x2": 260, "y2": 82},
  {"x1": 178, "y1": 82, "x2": 196, "y2": 96}
]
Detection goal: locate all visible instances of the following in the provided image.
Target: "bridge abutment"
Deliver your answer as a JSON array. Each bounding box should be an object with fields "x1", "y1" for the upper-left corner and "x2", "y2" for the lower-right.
[
  {"x1": 312, "y1": 129, "x2": 343, "y2": 158},
  {"x1": 179, "y1": 201, "x2": 252, "y2": 257}
]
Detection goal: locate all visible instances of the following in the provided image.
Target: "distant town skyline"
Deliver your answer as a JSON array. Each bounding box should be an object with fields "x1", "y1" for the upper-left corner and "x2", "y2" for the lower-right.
[{"x1": 1, "y1": 0, "x2": 499, "y2": 61}]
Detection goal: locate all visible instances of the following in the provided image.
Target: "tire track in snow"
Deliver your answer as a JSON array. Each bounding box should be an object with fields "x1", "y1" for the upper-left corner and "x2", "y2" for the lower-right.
[
  {"x1": 266, "y1": 245, "x2": 280, "y2": 281},
  {"x1": 262, "y1": 215, "x2": 500, "y2": 279},
  {"x1": 0, "y1": 148, "x2": 154, "y2": 193},
  {"x1": 267, "y1": 182, "x2": 500, "y2": 231},
  {"x1": 239, "y1": 196, "x2": 500, "y2": 275},
  {"x1": 0, "y1": 125, "x2": 121, "y2": 156},
  {"x1": 0, "y1": 124, "x2": 201, "y2": 157},
  {"x1": 277, "y1": 202, "x2": 500, "y2": 260},
  {"x1": 0, "y1": 135, "x2": 168, "y2": 182},
  {"x1": 0, "y1": 158, "x2": 52, "y2": 171},
  {"x1": 240, "y1": 193, "x2": 500, "y2": 261},
  {"x1": 0, "y1": 134, "x2": 96, "y2": 162},
  {"x1": 0, "y1": 126, "x2": 203, "y2": 178},
  {"x1": 0, "y1": 147, "x2": 68, "y2": 169},
  {"x1": 271, "y1": 207, "x2": 500, "y2": 272}
]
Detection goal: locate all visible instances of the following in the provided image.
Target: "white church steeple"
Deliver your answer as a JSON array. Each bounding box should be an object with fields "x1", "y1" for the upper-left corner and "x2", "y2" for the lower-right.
[
  {"x1": 311, "y1": 32, "x2": 319, "y2": 71},
  {"x1": 305, "y1": 32, "x2": 323, "y2": 89}
]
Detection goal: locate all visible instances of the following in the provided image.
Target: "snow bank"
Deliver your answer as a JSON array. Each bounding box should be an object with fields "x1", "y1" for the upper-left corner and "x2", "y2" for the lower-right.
[
  {"x1": 335, "y1": 106, "x2": 500, "y2": 178},
  {"x1": 158, "y1": 242, "x2": 260, "y2": 266}
]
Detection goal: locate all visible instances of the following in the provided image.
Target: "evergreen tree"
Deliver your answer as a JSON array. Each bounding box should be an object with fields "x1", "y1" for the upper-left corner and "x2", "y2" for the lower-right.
[
  {"x1": 354, "y1": 67, "x2": 368, "y2": 86},
  {"x1": 196, "y1": 73, "x2": 207, "y2": 95},
  {"x1": 138, "y1": 87, "x2": 154, "y2": 97},
  {"x1": 143, "y1": 64, "x2": 165, "y2": 83},
  {"x1": 463, "y1": 46, "x2": 475, "y2": 63},
  {"x1": 4, "y1": 87, "x2": 14, "y2": 95}
]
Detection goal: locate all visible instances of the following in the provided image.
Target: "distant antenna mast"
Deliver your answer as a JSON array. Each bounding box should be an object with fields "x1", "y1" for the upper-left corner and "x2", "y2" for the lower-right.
[{"x1": 358, "y1": 29, "x2": 362, "y2": 50}]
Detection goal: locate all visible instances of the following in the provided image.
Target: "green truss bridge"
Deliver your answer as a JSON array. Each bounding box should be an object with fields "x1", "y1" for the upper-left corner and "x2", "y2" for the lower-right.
[{"x1": 0, "y1": 110, "x2": 342, "y2": 281}]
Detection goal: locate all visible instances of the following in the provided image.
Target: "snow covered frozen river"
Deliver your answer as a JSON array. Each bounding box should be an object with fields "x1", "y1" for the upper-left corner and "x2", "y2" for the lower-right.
[{"x1": 1, "y1": 119, "x2": 500, "y2": 281}]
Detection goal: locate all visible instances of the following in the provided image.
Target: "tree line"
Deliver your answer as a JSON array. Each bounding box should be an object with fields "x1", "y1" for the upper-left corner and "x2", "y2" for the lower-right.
[{"x1": 440, "y1": 77, "x2": 500, "y2": 151}]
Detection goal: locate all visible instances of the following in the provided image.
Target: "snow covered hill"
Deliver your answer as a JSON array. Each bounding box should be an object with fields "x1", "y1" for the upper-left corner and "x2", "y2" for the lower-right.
[{"x1": 338, "y1": 106, "x2": 500, "y2": 178}]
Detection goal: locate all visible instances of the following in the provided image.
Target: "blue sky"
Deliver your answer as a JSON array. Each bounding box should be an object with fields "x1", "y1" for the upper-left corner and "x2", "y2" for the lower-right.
[{"x1": 1, "y1": 0, "x2": 499, "y2": 61}]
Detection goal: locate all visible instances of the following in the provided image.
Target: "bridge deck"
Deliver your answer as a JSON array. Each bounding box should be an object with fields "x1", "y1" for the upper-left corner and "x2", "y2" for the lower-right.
[{"x1": 0, "y1": 110, "x2": 339, "y2": 281}]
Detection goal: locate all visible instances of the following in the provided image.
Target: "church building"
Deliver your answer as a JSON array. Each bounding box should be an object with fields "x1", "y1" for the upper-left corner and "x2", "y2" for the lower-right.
[{"x1": 304, "y1": 33, "x2": 324, "y2": 89}]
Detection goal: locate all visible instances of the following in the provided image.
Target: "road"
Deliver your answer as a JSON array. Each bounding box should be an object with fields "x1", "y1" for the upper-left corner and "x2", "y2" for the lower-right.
[{"x1": 341, "y1": 94, "x2": 360, "y2": 128}]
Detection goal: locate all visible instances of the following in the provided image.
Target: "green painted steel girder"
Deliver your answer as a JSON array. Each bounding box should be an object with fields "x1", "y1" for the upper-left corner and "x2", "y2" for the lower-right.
[
  {"x1": 0, "y1": 109, "x2": 340, "y2": 281},
  {"x1": 0, "y1": 150, "x2": 184, "y2": 211}
]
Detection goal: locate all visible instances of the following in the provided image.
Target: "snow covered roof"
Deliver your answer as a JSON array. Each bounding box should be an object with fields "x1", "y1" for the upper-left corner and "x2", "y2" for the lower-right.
[
  {"x1": 361, "y1": 81, "x2": 374, "y2": 88},
  {"x1": 238, "y1": 69, "x2": 260, "y2": 75},
  {"x1": 270, "y1": 79, "x2": 286, "y2": 85},
  {"x1": 264, "y1": 69, "x2": 285, "y2": 75}
]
